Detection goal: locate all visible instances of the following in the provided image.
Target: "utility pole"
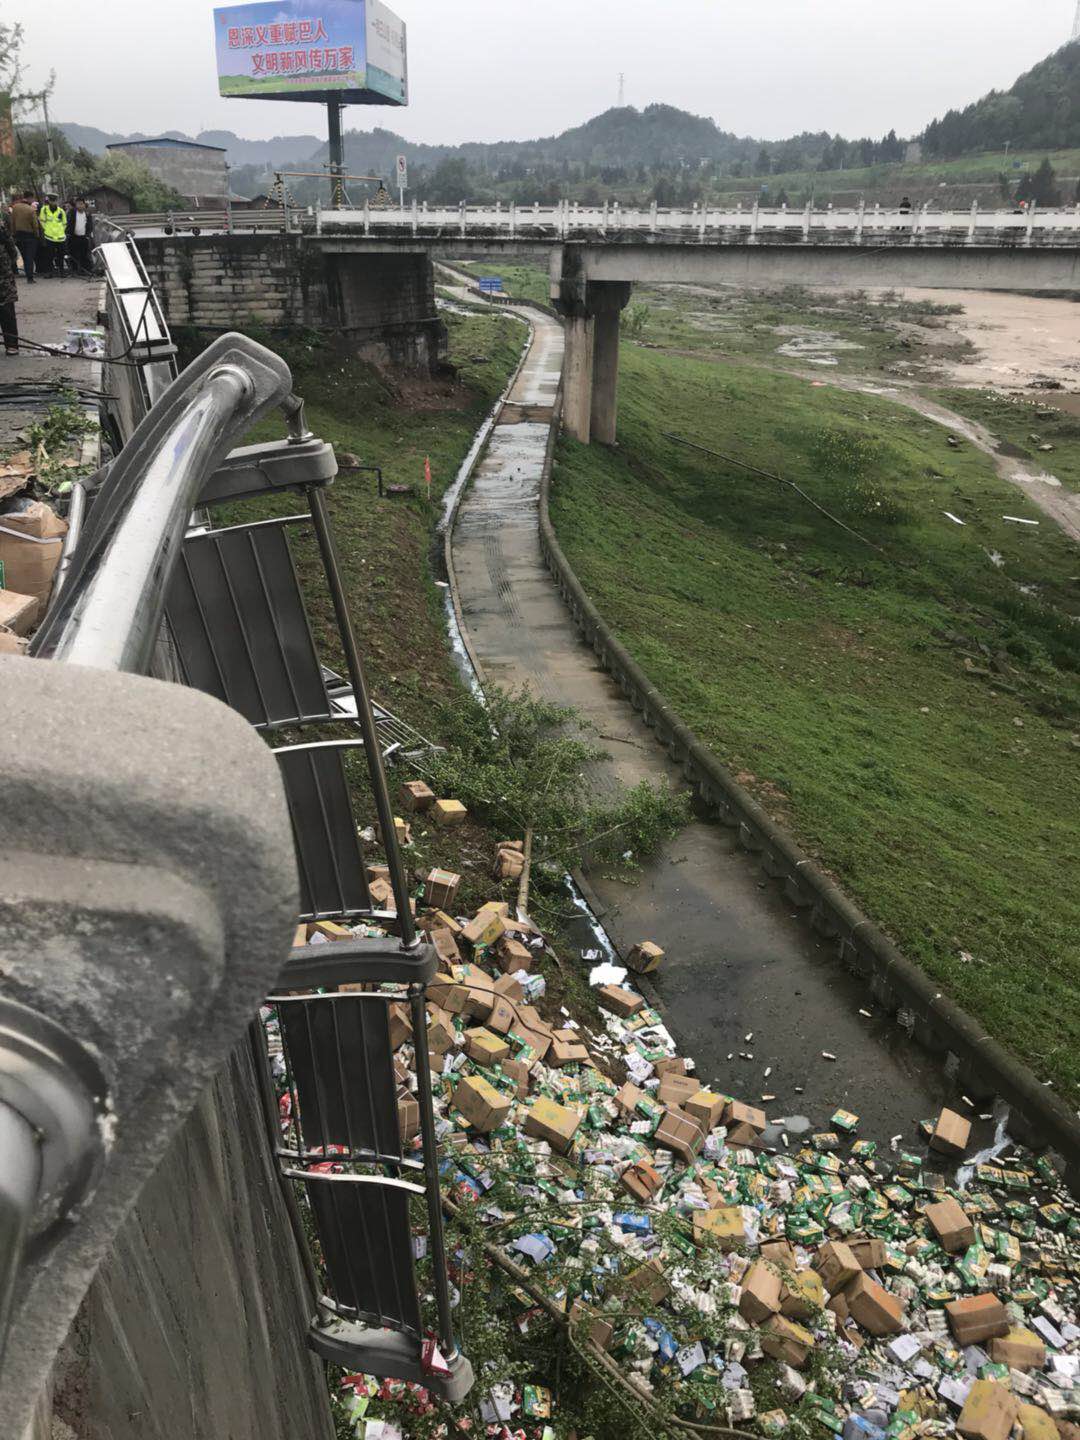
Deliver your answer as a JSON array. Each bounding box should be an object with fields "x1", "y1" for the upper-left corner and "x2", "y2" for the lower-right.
[
  {"x1": 41, "y1": 92, "x2": 57, "y2": 195},
  {"x1": 618, "y1": 72, "x2": 625, "y2": 106},
  {"x1": 1072, "y1": 0, "x2": 1080, "y2": 42},
  {"x1": 326, "y1": 98, "x2": 345, "y2": 209}
]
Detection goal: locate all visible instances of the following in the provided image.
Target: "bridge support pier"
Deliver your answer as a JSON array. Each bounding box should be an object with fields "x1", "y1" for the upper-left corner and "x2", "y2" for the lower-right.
[{"x1": 553, "y1": 262, "x2": 631, "y2": 444}]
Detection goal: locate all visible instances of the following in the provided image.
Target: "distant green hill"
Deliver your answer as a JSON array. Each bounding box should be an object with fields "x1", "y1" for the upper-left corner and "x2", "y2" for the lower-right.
[{"x1": 923, "y1": 42, "x2": 1080, "y2": 156}]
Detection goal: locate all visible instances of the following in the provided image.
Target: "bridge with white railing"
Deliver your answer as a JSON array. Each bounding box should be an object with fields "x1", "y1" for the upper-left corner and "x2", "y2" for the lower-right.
[
  {"x1": 110, "y1": 198, "x2": 1080, "y2": 247},
  {"x1": 103, "y1": 198, "x2": 1080, "y2": 447}
]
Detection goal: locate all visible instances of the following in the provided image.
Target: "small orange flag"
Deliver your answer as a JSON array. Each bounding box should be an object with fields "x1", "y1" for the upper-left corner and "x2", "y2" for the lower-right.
[{"x1": 424, "y1": 455, "x2": 432, "y2": 496}]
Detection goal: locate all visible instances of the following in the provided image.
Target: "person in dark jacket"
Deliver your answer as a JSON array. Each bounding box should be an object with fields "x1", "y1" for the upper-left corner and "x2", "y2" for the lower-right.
[
  {"x1": 67, "y1": 198, "x2": 94, "y2": 275},
  {"x1": 0, "y1": 219, "x2": 20, "y2": 354},
  {"x1": 8, "y1": 194, "x2": 40, "y2": 283}
]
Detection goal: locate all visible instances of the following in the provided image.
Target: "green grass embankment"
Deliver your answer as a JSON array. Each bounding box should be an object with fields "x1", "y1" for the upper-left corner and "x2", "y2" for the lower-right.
[
  {"x1": 549, "y1": 344, "x2": 1080, "y2": 1100},
  {"x1": 222, "y1": 310, "x2": 527, "y2": 724}
]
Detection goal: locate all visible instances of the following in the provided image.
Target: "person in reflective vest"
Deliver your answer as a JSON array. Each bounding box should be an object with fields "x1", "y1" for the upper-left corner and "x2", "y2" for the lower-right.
[{"x1": 39, "y1": 196, "x2": 68, "y2": 278}]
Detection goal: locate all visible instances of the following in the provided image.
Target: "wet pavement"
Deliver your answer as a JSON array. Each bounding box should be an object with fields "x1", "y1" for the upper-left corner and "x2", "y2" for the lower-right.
[
  {"x1": 448, "y1": 292, "x2": 979, "y2": 1149},
  {"x1": 0, "y1": 273, "x2": 101, "y2": 451}
]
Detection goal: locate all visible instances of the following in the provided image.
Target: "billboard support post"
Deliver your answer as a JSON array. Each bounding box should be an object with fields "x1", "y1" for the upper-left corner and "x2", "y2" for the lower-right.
[{"x1": 327, "y1": 99, "x2": 345, "y2": 210}]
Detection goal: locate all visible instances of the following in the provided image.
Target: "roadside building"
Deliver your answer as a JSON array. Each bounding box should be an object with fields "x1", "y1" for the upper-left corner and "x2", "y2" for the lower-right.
[
  {"x1": 104, "y1": 137, "x2": 228, "y2": 207},
  {"x1": 83, "y1": 183, "x2": 134, "y2": 215}
]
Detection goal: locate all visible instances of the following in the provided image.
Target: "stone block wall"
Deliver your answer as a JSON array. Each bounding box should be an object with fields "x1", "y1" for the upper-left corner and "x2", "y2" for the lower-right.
[{"x1": 135, "y1": 233, "x2": 445, "y2": 371}]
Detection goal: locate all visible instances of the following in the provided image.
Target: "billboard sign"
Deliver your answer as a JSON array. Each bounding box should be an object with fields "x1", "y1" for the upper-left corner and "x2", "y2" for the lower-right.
[{"x1": 213, "y1": 1, "x2": 407, "y2": 105}]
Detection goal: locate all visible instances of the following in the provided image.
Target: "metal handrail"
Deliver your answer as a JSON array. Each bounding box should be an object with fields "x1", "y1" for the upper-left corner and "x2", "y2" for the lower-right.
[{"x1": 31, "y1": 335, "x2": 292, "y2": 673}]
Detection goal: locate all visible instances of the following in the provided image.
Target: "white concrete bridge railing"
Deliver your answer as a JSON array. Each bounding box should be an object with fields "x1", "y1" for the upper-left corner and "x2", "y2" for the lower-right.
[{"x1": 108, "y1": 198, "x2": 1080, "y2": 247}]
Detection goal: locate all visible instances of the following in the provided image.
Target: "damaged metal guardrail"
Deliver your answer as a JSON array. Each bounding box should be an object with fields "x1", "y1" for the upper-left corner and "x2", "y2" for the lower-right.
[{"x1": 0, "y1": 329, "x2": 469, "y2": 1435}]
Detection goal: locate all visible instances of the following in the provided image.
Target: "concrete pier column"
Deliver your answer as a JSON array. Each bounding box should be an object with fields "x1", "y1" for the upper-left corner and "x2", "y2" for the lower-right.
[
  {"x1": 552, "y1": 250, "x2": 632, "y2": 445},
  {"x1": 562, "y1": 313, "x2": 595, "y2": 443},
  {"x1": 590, "y1": 304, "x2": 622, "y2": 445}
]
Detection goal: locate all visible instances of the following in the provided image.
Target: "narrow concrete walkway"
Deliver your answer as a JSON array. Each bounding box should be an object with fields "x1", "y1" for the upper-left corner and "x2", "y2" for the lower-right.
[{"x1": 449, "y1": 289, "x2": 969, "y2": 1143}]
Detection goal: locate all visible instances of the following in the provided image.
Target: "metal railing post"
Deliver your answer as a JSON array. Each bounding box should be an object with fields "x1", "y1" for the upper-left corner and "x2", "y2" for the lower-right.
[
  {"x1": 1026, "y1": 199, "x2": 1038, "y2": 245},
  {"x1": 968, "y1": 201, "x2": 978, "y2": 242},
  {"x1": 855, "y1": 198, "x2": 865, "y2": 244},
  {"x1": 409, "y1": 985, "x2": 457, "y2": 1357},
  {"x1": 803, "y1": 200, "x2": 812, "y2": 240},
  {"x1": 750, "y1": 199, "x2": 759, "y2": 240},
  {"x1": 363, "y1": 198, "x2": 370, "y2": 235},
  {"x1": 306, "y1": 486, "x2": 418, "y2": 950},
  {"x1": 649, "y1": 200, "x2": 658, "y2": 233}
]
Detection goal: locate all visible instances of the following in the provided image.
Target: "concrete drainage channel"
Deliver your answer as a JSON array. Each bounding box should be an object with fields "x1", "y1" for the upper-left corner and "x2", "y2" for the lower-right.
[{"x1": 441, "y1": 271, "x2": 1079, "y2": 1186}]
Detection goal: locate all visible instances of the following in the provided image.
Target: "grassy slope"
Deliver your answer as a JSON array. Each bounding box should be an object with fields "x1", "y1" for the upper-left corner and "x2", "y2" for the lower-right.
[
  {"x1": 933, "y1": 387, "x2": 1080, "y2": 496},
  {"x1": 550, "y1": 344, "x2": 1080, "y2": 1100},
  {"x1": 232, "y1": 309, "x2": 526, "y2": 721}
]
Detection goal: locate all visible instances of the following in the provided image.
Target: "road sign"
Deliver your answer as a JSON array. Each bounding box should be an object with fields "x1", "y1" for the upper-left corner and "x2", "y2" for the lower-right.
[{"x1": 395, "y1": 154, "x2": 408, "y2": 188}]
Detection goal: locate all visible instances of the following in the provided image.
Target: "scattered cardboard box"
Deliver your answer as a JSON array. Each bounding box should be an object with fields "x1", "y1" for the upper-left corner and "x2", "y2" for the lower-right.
[
  {"x1": 0, "y1": 499, "x2": 67, "y2": 619},
  {"x1": 424, "y1": 868, "x2": 461, "y2": 909},
  {"x1": 596, "y1": 985, "x2": 644, "y2": 1018},
  {"x1": 761, "y1": 1315, "x2": 814, "y2": 1368},
  {"x1": 523, "y1": 1096, "x2": 581, "y2": 1154},
  {"x1": 657, "y1": 1073, "x2": 700, "y2": 1107},
  {"x1": 654, "y1": 1106, "x2": 705, "y2": 1164},
  {"x1": 388, "y1": 1002, "x2": 412, "y2": 1050},
  {"x1": 397, "y1": 1090, "x2": 420, "y2": 1143},
  {"x1": 2, "y1": 582, "x2": 50, "y2": 634},
  {"x1": 1016, "y1": 1405, "x2": 1059, "y2": 1440},
  {"x1": 693, "y1": 1206, "x2": 745, "y2": 1250},
  {"x1": 453, "y1": 1074, "x2": 512, "y2": 1133},
  {"x1": 463, "y1": 1027, "x2": 510, "y2": 1065},
  {"x1": 495, "y1": 937, "x2": 533, "y2": 975},
  {"x1": 626, "y1": 940, "x2": 664, "y2": 974},
  {"x1": 432, "y1": 798, "x2": 467, "y2": 827},
  {"x1": 844, "y1": 1272, "x2": 905, "y2": 1336},
  {"x1": 0, "y1": 624, "x2": 27, "y2": 653},
  {"x1": 780, "y1": 1268, "x2": 825, "y2": 1320},
  {"x1": 847, "y1": 1236, "x2": 888, "y2": 1271},
  {"x1": 400, "y1": 779, "x2": 435, "y2": 812},
  {"x1": 957, "y1": 1380, "x2": 1019, "y2": 1440},
  {"x1": 926, "y1": 1196, "x2": 976, "y2": 1253},
  {"x1": 739, "y1": 1262, "x2": 784, "y2": 1323},
  {"x1": 814, "y1": 1241, "x2": 862, "y2": 1294},
  {"x1": 500, "y1": 1057, "x2": 532, "y2": 1100},
  {"x1": 930, "y1": 1107, "x2": 972, "y2": 1158},
  {"x1": 988, "y1": 1328, "x2": 1047, "y2": 1371},
  {"x1": 620, "y1": 1159, "x2": 664, "y2": 1204},
  {"x1": 946, "y1": 1294, "x2": 1010, "y2": 1346},
  {"x1": 684, "y1": 1089, "x2": 726, "y2": 1132}
]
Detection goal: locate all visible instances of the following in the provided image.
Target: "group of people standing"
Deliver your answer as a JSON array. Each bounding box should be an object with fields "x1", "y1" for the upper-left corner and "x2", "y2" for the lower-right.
[
  {"x1": 0, "y1": 194, "x2": 95, "y2": 357},
  {"x1": 7, "y1": 194, "x2": 95, "y2": 283}
]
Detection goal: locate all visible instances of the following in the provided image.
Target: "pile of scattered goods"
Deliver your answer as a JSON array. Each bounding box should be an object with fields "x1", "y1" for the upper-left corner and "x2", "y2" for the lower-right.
[{"x1": 288, "y1": 785, "x2": 1080, "y2": 1440}]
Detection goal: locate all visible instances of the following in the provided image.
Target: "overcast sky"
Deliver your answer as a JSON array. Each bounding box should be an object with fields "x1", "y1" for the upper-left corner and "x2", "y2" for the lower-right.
[{"x1": 10, "y1": 0, "x2": 1077, "y2": 145}]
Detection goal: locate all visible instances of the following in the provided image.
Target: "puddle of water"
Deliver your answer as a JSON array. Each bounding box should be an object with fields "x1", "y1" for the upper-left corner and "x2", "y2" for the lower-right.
[{"x1": 956, "y1": 1110, "x2": 1011, "y2": 1190}]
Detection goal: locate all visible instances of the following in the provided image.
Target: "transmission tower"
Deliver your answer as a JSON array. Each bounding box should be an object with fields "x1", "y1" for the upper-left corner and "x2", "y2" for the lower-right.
[
  {"x1": 1073, "y1": 0, "x2": 1080, "y2": 42},
  {"x1": 618, "y1": 72, "x2": 625, "y2": 106}
]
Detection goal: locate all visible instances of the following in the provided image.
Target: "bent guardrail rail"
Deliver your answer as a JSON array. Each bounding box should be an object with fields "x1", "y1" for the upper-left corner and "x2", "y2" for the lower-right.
[
  {"x1": 0, "y1": 330, "x2": 470, "y2": 1434},
  {"x1": 0, "y1": 333, "x2": 303, "y2": 1437}
]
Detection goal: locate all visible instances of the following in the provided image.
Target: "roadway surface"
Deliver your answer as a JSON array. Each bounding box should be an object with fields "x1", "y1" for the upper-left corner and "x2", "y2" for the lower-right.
[
  {"x1": 0, "y1": 273, "x2": 101, "y2": 451},
  {"x1": 446, "y1": 279, "x2": 974, "y2": 1145}
]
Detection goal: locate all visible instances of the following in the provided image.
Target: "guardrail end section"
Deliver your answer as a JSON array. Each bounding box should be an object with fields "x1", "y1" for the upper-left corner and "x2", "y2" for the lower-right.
[{"x1": 0, "y1": 654, "x2": 299, "y2": 1431}]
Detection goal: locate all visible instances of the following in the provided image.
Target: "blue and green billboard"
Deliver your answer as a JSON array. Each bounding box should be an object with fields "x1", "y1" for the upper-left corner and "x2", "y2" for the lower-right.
[{"x1": 213, "y1": 1, "x2": 407, "y2": 104}]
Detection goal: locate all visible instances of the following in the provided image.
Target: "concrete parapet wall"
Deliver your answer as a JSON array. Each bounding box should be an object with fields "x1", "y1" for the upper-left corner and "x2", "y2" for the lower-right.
[
  {"x1": 40, "y1": 1035, "x2": 332, "y2": 1440},
  {"x1": 135, "y1": 233, "x2": 445, "y2": 370}
]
